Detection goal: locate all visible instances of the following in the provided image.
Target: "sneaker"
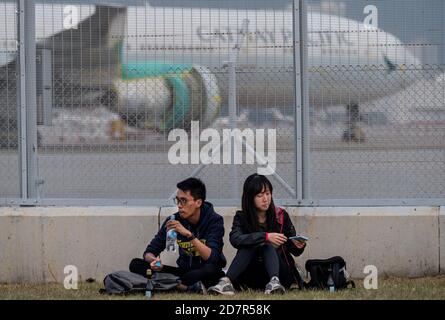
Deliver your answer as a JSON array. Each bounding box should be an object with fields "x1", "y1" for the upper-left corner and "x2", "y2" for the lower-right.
[
  {"x1": 187, "y1": 281, "x2": 207, "y2": 295},
  {"x1": 208, "y1": 277, "x2": 235, "y2": 296},
  {"x1": 264, "y1": 276, "x2": 285, "y2": 294},
  {"x1": 289, "y1": 282, "x2": 300, "y2": 291}
]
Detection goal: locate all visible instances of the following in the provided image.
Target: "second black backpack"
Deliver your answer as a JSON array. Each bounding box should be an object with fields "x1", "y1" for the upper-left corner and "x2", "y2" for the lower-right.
[{"x1": 304, "y1": 256, "x2": 355, "y2": 291}]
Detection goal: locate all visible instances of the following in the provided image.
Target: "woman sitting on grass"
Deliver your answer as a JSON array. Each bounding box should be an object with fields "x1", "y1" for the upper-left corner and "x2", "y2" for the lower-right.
[{"x1": 208, "y1": 173, "x2": 306, "y2": 295}]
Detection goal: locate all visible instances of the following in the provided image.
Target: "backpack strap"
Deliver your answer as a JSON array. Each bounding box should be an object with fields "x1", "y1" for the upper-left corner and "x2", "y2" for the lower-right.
[
  {"x1": 332, "y1": 263, "x2": 356, "y2": 290},
  {"x1": 275, "y1": 206, "x2": 305, "y2": 289},
  {"x1": 332, "y1": 263, "x2": 341, "y2": 289},
  {"x1": 308, "y1": 264, "x2": 325, "y2": 289},
  {"x1": 275, "y1": 206, "x2": 284, "y2": 233}
]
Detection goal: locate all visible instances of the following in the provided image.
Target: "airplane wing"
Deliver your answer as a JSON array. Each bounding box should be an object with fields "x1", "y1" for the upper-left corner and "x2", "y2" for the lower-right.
[
  {"x1": 0, "y1": 5, "x2": 127, "y2": 97},
  {"x1": 0, "y1": 4, "x2": 128, "y2": 143},
  {"x1": 39, "y1": 5, "x2": 127, "y2": 88}
]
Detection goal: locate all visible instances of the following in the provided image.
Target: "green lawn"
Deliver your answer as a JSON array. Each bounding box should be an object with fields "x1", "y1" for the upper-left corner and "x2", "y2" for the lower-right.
[{"x1": 1, "y1": 276, "x2": 444, "y2": 300}]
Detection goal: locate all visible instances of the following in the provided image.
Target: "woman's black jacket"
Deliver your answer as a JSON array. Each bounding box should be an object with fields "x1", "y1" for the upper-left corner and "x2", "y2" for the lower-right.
[{"x1": 229, "y1": 208, "x2": 306, "y2": 257}]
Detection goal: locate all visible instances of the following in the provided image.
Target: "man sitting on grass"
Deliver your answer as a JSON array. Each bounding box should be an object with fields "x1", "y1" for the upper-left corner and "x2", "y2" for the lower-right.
[{"x1": 129, "y1": 177, "x2": 226, "y2": 294}]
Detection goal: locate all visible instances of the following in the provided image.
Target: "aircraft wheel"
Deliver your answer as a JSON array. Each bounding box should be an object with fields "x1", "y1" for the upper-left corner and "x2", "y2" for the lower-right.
[{"x1": 342, "y1": 127, "x2": 365, "y2": 142}]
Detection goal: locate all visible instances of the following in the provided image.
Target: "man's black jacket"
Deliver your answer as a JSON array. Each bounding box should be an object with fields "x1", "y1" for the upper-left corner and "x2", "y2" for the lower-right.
[{"x1": 144, "y1": 201, "x2": 226, "y2": 271}]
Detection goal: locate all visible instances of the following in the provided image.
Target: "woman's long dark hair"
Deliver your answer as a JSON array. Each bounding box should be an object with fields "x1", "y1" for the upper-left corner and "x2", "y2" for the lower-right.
[{"x1": 241, "y1": 173, "x2": 278, "y2": 232}]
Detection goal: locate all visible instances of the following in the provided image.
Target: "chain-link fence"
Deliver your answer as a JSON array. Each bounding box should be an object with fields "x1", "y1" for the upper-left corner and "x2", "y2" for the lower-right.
[
  {"x1": 0, "y1": 1, "x2": 19, "y2": 199},
  {"x1": 307, "y1": 0, "x2": 445, "y2": 200},
  {"x1": 0, "y1": 0, "x2": 444, "y2": 205}
]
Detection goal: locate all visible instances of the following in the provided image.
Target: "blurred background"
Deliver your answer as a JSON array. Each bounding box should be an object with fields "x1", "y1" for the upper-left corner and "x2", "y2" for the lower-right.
[{"x1": 0, "y1": 0, "x2": 444, "y2": 204}]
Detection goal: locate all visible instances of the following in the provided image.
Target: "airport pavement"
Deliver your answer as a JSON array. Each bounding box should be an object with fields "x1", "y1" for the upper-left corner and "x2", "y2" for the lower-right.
[{"x1": 1, "y1": 131, "x2": 444, "y2": 200}]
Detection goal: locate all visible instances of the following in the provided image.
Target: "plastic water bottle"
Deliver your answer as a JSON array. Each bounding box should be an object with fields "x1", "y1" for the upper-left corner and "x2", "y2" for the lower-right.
[
  {"x1": 145, "y1": 269, "x2": 153, "y2": 299},
  {"x1": 166, "y1": 214, "x2": 179, "y2": 252},
  {"x1": 327, "y1": 274, "x2": 335, "y2": 292}
]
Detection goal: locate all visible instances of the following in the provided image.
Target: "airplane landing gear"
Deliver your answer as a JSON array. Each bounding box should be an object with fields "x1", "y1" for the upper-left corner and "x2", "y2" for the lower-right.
[
  {"x1": 342, "y1": 104, "x2": 365, "y2": 142},
  {"x1": 342, "y1": 126, "x2": 365, "y2": 142}
]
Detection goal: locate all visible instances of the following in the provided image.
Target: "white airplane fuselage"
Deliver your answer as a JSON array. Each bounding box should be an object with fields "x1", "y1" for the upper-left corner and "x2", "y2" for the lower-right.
[
  {"x1": 0, "y1": 3, "x2": 421, "y2": 117},
  {"x1": 122, "y1": 5, "x2": 420, "y2": 108}
]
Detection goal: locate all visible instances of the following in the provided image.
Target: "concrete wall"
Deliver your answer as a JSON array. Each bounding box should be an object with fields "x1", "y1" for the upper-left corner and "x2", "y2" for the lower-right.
[
  {"x1": 0, "y1": 207, "x2": 158, "y2": 283},
  {"x1": 288, "y1": 207, "x2": 440, "y2": 278},
  {"x1": 0, "y1": 206, "x2": 443, "y2": 283}
]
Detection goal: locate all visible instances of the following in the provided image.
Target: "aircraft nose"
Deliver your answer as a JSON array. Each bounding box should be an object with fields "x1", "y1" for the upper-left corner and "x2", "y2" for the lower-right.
[
  {"x1": 386, "y1": 47, "x2": 420, "y2": 71},
  {"x1": 382, "y1": 29, "x2": 420, "y2": 69},
  {"x1": 403, "y1": 48, "x2": 421, "y2": 69},
  {"x1": 388, "y1": 46, "x2": 422, "y2": 83},
  {"x1": 402, "y1": 49, "x2": 422, "y2": 83}
]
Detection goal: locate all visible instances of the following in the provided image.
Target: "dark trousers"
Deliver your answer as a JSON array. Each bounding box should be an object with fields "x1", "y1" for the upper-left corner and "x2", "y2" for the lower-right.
[
  {"x1": 129, "y1": 258, "x2": 224, "y2": 287},
  {"x1": 226, "y1": 244, "x2": 297, "y2": 290}
]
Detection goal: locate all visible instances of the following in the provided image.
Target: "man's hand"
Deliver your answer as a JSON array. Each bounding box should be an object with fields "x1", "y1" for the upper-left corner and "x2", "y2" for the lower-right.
[
  {"x1": 166, "y1": 220, "x2": 192, "y2": 238},
  {"x1": 292, "y1": 239, "x2": 306, "y2": 249},
  {"x1": 267, "y1": 233, "x2": 287, "y2": 248},
  {"x1": 150, "y1": 257, "x2": 163, "y2": 272}
]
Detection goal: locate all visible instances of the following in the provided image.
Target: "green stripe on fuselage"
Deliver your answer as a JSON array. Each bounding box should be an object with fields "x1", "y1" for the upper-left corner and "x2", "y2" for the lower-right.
[{"x1": 121, "y1": 62, "x2": 193, "y2": 80}]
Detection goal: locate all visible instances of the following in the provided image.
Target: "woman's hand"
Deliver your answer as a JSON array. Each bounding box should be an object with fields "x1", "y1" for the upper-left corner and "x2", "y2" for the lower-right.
[{"x1": 267, "y1": 233, "x2": 287, "y2": 247}]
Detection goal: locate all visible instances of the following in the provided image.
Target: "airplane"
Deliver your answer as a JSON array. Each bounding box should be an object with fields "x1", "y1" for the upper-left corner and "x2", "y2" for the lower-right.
[{"x1": 0, "y1": 1, "x2": 421, "y2": 146}]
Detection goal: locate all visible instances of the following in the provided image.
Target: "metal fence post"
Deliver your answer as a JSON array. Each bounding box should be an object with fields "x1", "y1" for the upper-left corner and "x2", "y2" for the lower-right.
[
  {"x1": 293, "y1": 0, "x2": 310, "y2": 201},
  {"x1": 25, "y1": 0, "x2": 38, "y2": 201},
  {"x1": 300, "y1": 0, "x2": 310, "y2": 200},
  {"x1": 17, "y1": 0, "x2": 38, "y2": 202},
  {"x1": 227, "y1": 60, "x2": 239, "y2": 199},
  {"x1": 17, "y1": 0, "x2": 27, "y2": 200}
]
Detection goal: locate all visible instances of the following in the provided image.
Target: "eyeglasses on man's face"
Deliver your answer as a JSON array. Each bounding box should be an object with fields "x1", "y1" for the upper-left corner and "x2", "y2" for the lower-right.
[{"x1": 173, "y1": 197, "x2": 192, "y2": 206}]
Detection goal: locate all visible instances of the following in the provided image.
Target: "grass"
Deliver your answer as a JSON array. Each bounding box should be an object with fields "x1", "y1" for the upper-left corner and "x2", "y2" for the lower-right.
[{"x1": 0, "y1": 276, "x2": 444, "y2": 300}]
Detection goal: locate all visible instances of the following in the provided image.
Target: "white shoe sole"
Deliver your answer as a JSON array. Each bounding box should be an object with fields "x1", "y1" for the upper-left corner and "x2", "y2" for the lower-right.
[
  {"x1": 265, "y1": 287, "x2": 285, "y2": 295},
  {"x1": 208, "y1": 288, "x2": 235, "y2": 296}
]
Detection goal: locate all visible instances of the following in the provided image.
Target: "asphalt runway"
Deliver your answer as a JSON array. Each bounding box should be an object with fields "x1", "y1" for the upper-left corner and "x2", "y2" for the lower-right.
[{"x1": 1, "y1": 123, "x2": 444, "y2": 201}]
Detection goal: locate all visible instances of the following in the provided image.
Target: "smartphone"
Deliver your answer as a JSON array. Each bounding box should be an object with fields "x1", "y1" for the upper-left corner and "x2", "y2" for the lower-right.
[{"x1": 289, "y1": 235, "x2": 309, "y2": 242}]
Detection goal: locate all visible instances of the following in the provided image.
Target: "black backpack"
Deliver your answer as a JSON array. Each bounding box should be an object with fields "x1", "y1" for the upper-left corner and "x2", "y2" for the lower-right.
[
  {"x1": 100, "y1": 271, "x2": 180, "y2": 295},
  {"x1": 304, "y1": 256, "x2": 355, "y2": 291}
]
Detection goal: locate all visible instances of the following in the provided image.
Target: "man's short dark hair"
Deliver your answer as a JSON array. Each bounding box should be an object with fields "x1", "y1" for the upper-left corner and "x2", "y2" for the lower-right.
[{"x1": 177, "y1": 178, "x2": 206, "y2": 202}]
